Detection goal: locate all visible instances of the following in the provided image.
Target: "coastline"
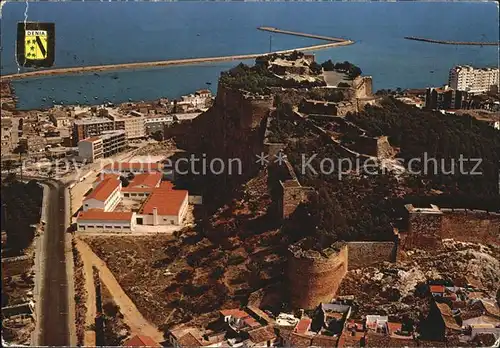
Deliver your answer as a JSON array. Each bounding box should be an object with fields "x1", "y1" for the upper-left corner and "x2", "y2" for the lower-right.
[{"x1": 1, "y1": 28, "x2": 353, "y2": 82}]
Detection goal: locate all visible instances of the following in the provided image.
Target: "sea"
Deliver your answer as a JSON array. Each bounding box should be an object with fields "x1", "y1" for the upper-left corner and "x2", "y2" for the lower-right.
[{"x1": 0, "y1": 1, "x2": 498, "y2": 110}]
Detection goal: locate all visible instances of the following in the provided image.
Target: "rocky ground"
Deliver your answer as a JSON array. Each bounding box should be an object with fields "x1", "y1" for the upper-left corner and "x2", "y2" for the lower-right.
[
  {"x1": 132, "y1": 139, "x2": 179, "y2": 157},
  {"x1": 83, "y1": 169, "x2": 286, "y2": 333},
  {"x1": 339, "y1": 239, "x2": 500, "y2": 321}
]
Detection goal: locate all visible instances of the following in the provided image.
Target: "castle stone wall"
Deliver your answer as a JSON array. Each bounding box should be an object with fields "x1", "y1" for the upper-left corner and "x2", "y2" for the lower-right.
[
  {"x1": 353, "y1": 76, "x2": 373, "y2": 99},
  {"x1": 403, "y1": 205, "x2": 443, "y2": 250},
  {"x1": 217, "y1": 85, "x2": 274, "y2": 130},
  {"x1": 346, "y1": 241, "x2": 397, "y2": 269},
  {"x1": 288, "y1": 245, "x2": 348, "y2": 309},
  {"x1": 441, "y1": 210, "x2": 500, "y2": 244},
  {"x1": 281, "y1": 181, "x2": 314, "y2": 219}
]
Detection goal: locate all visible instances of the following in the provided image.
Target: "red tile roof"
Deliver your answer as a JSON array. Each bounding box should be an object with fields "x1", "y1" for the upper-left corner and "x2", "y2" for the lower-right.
[
  {"x1": 93, "y1": 173, "x2": 120, "y2": 184},
  {"x1": 430, "y1": 285, "x2": 445, "y2": 294},
  {"x1": 121, "y1": 187, "x2": 154, "y2": 193},
  {"x1": 139, "y1": 188, "x2": 188, "y2": 216},
  {"x1": 289, "y1": 333, "x2": 311, "y2": 347},
  {"x1": 387, "y1": 322, "x2": 402, "y2": 335},
  {"x1": 248, "y1": 325, "x2": 276, "y2": 344},
  {"x1": 122, "y1": 335, "x2": 161, "y2": 347},
  {"x1": 311, "y1": 335, "x2": 338, "y2": 347},
  {"x1": 243, "y1": 316, "x2": 261, "y2": 328},
  {"x1": 85, "y1": 178, "x2": 120, "y2": 202},
  {"x1": 294, "y1": 318, "x2": 312, "y2": 334},
  {"x1": 77, "y1": 209, "x2": 133, "y2": 222},
  {"x1": 159, "y1": 181, "x2": 174, "y2": 190},
  {"x1": 176, "y1": 332, "x2": 201, "y2": 347},
  {"x1": 220, "y1": 309, "x2": 249, "y2": 319},
  {"x1": 129, "y1": 173, "x2": 162, "y2": 188}
]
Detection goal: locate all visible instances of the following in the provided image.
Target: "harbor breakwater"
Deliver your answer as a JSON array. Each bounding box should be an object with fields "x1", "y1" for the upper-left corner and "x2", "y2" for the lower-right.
[
  {"x1": 404, "y1": 36, "x2": 499, "y2": 46},
  {"x1": 1, "y1": 27, "x2": 354, "y2": 82}
]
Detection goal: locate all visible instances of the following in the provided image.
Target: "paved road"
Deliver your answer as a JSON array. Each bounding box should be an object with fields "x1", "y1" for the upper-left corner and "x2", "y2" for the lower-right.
[{"x1": 38, "y1": 181, "x2": 69, "y2": 346}]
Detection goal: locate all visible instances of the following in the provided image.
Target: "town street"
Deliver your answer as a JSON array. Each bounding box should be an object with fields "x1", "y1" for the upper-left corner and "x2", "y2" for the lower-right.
[{"x1": 38, "y1": 180, "x2": 69, "y2": 346}]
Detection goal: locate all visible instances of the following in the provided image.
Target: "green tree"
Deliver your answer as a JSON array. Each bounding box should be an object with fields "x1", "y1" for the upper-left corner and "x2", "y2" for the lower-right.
[
  {"x1": 310, "y1": 61, "x2": 323, "y2": 75},
  {"x1": 321, "y1": 59, "x2": 335, "y2": 71}
]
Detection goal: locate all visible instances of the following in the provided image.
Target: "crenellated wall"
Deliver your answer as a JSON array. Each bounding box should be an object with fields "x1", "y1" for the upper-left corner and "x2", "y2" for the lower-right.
[{"x1": 216, "y1": 84, "x2": 274, "y2": 130}]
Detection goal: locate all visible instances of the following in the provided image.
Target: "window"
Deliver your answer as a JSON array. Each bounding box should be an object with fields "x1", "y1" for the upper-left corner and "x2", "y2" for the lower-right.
[
  {"x1": 170, "y1": 220, "x2": 174, "y2": 225},
  {"x1": 96, "y1": 225, "x2": 103, "y2": 228},
  {"x1": 105, "y1": 225, "x2": 113, "y2": 229}
]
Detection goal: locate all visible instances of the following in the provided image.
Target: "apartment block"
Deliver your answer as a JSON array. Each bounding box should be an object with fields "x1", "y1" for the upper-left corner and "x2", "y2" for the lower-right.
[
  {"x1": 449, "y1": 65, "x2": 499, "y2": 94},
  {"x1": 72, "y1": 117, "x2": 114, "y2": 144},
  {"x1": 78, "y1": 130, "x2": 127, "y2": 162},
  {"x1": 78, "y1": 136, "x2": 103, "y2": 162},
  {"x1": 425, "y1": 86, "x2": 468, "y2": 110},
  {"x1": 145, "y1": 114, "x2": 174, "y2": 135},
  {"x1": 105, "y1": 109, "x2": 145, "y2": 139}
]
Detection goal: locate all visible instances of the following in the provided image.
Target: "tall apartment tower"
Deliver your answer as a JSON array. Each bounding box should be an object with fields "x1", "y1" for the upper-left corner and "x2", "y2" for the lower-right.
[{"x1": 448, "y1": 65, "x2": 499, "y2": 94}]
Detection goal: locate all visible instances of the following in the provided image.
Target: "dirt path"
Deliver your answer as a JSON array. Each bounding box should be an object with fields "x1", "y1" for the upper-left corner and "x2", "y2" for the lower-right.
[
  {"x1": 75, "y1": 238, "x2": 164, "y2": 343},
  {"x1": 76, "y1": 238, "x2": 97, "y2": 347}
]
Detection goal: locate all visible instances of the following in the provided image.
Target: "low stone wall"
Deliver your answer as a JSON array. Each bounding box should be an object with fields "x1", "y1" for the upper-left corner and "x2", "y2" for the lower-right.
[
  {"x1": 336, "y1": 102, "x2": 357, "y2": 116},
  {"x1": 441, "y1": 210, "x2": 500, "y2": 244},
  {"x1": 346, "y1": 241, "x2": 397, "y2": 270}
]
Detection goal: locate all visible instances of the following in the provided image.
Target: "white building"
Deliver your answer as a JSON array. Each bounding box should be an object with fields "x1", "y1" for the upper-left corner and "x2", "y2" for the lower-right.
[
  {"x1": 144, "y1": 115, "x2": 174, "y2": 125},
  {"x1": 136, "y1": 182, "x2": 189, "y2": 226},
  {"x1": 78, "y1": 136, "x2": 103, "y2": 162},
  {"x1": 180, "y1": 90, "x2": 212, "y2": 109},
  {"x1": 449, "y1": 65, "x2": 499, "y2": 94},
  {"x1": 76, "y1": 209, "x2": 136, "y2": 232},
  {"x1": 82, "y1": 177, "x2": 122, "y2": 212},
  {"x1": 121, "y1": 172, "x2": 163, "y2": 200}
]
